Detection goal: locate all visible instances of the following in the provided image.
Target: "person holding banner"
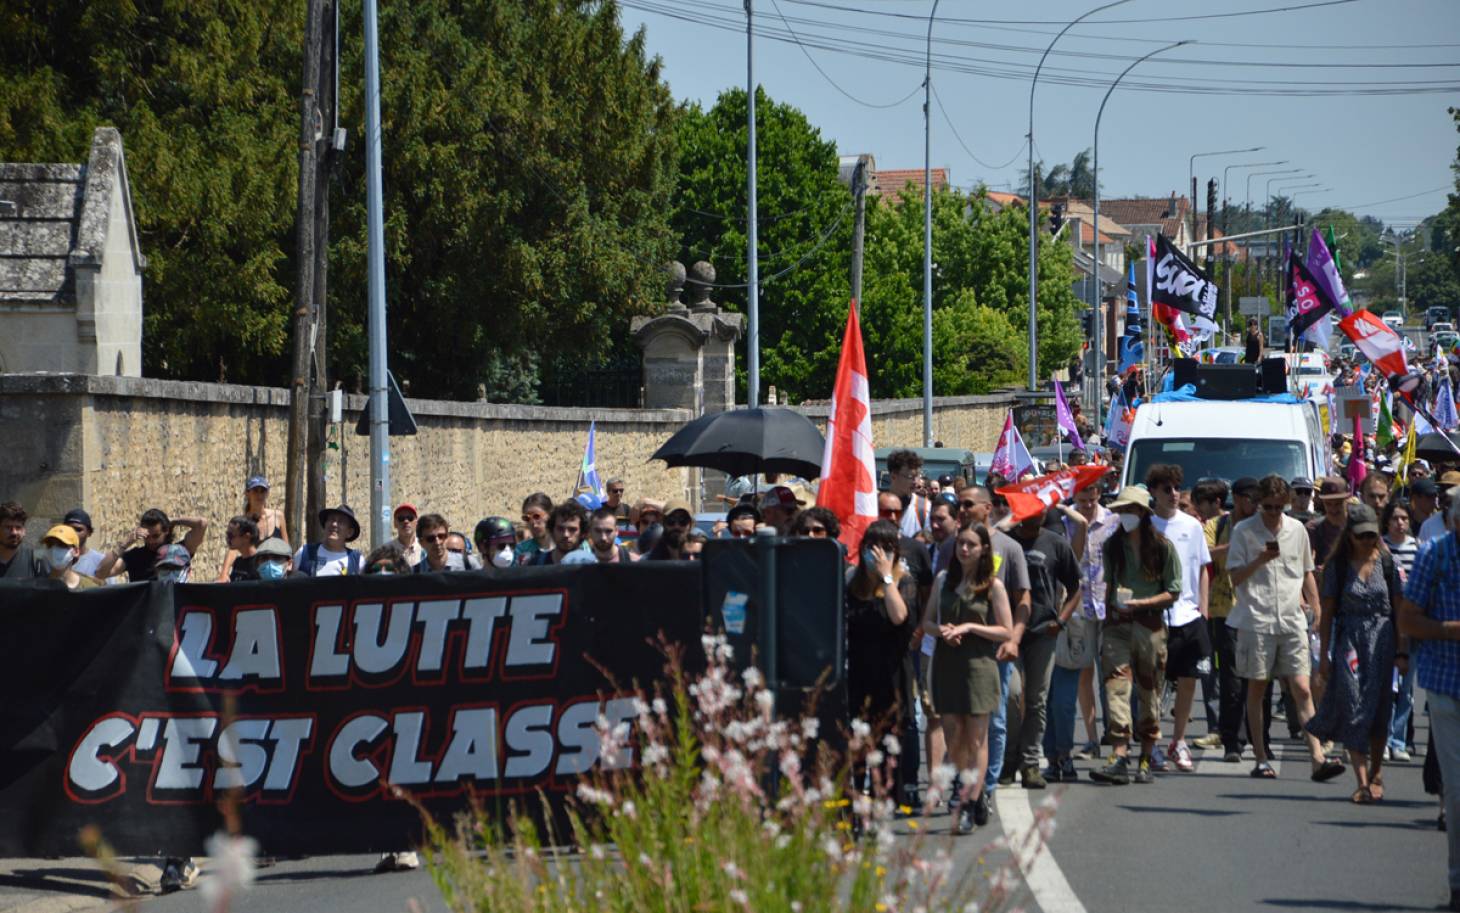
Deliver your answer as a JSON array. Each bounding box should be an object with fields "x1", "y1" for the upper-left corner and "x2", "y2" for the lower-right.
[{"x1": 921, "y1": 522, "x2": 1011, "y2": 834}]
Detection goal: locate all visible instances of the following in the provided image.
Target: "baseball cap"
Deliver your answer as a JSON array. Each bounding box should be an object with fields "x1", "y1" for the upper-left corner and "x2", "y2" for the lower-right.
[
  {"x1": 663, "y1": 499, "x2": 694, "y2": 522},
  {"x1": 245, "y1": 475, "x2": 270, "y2": 491},
  {"x1": 42, "y1": 525, "x2": 80, "y2": 549},
  {"x1": 727, "y1": 503, "x2": 762, "y2": 524},
  {"x1": 1230, "y1": 477, "x2": 1260, "y2": 497},
  {"x1": 1347, "y1": 502, "x2": 1380, "y2": 536},
  {"x1": 62, "y1": 508, "x2": 93, "y2": 531},
  {"x1": 393, "y1": 503, "x2": 418, "y2": 520},
  {"x1": 1289, "y1": 476, "x2": 1315, "y2": 491},
  {"x1": 758, "y1": 486, "x2": 805, "y2": 511},
  {"x1": 155, "y1": 544, "x2": 192, "y2": 568},
  {"x1": 1411, "y1": 478, "x2": 1440, "y2": 497},
  {"x1": 1316, "y1": 477, "x2": 1350, "y2": 500}
]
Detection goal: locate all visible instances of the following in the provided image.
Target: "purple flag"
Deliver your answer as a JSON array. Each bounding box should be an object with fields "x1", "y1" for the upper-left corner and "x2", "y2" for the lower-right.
[
  {"x1": 1305, "y1": 229, "x2": 1351, "y2": 317},
  {"x1": 1054, "y1": 379, "x2": 1085, "y2": 451}
]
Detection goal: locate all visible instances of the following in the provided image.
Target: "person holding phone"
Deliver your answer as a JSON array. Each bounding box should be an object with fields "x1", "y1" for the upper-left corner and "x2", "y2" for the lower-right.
[{"x1": 1227, "y1": 474, "x2": 1344, "y2": 783}]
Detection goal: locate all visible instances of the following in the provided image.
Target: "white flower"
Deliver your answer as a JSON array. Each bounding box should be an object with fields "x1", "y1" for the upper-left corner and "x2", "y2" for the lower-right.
[
  {"x1": 882, "y1": 734, "x2": 901, "y2": 756},
  {"x1": 850, "y1": 718, "x2": 871, "y2": 741},
  {"x1": 822, "y1": 836, "x2": 843, "y2": 860},
  {"x1": 801, "y1": 717, "x2": 820, "y2": 740},
  {"x1": 879, "y1": 894, "x2": 897, "y2": 912},
  {"x1": 742, "y1": 666, "x2": 764, "y2": 689},
  {"x1": 621, "y1": 800, "x2": 637, "y2": 819},
  {"x1": 589, "y1": 843, "x2": 607, "y2": 860},
  {"x1": 755, "y1": 690, "x2": 775, "y2": 713},
  {"x1": 576, "y1": 783, "x2": 615, "y2": 805},
  {"x1": 643, "y1": 743, "x2": 670, "y2": 767},
  {"x1": 729, "y1": 888, "x2": 749, "y2": 905},
  {"x1": 652, "y1": 697, "x2": 668, "y2": 715},
  {"x1": 931, "y1": 763, "x2": 957, "y2": 791},
  {"x1": 722, "y1": 860, "x2": 743, "y2": 879},
  {"x1": 198, "y1": 831, "x2": 259, "y2": 912},
  {"x1": 866, "y1": 749, "x2": 885, "y2": 768},
  {"x1": 776, "y1": 834, "x2": 792, "y2": 850},
  {"x1": 791, "y1": 903, "x2": 804, "y2": 913}
]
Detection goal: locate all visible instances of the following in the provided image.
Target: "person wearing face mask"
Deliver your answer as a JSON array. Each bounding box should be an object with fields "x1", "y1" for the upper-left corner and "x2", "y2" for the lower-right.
[
  {"x1": 41, "y1": 525, "x2": 101, "y2": 590},
  {"x1": 1090, "y1": 486, "x2": 1179, "y2": 786},
  {"x1": 474, "y1": 517, "x2": 519, "y2": 570},
  {"x1": 95, "y1": 508, "x2": 208, "y2": 582},
  {"x1": 254, "y1": 538, "x2": 294, "y2": 580},
  {"x1": 154, "y1": 544, "x2": 193, "y2": 584}
]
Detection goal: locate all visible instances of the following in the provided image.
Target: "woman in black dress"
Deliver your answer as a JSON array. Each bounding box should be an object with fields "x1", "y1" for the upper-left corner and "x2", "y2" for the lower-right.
[
  {"x1": 844, "y1": 520, "x2": 913, "y2": 729},
  {"x1": 920, "y1": 522, "x2": 1011, "y2": 833}
]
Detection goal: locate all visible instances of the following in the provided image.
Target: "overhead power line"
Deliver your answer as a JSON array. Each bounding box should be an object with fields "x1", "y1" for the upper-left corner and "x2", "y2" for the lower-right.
[
  {"x1": 781, "y1": 0, "x2": 1364, "y2": 26},
  {"x1": 766, "y1": 0, "x2": 922, "y2": 108},
  {"x1": 930, "y1": 83, "x2": 1028, "y2": 172}
]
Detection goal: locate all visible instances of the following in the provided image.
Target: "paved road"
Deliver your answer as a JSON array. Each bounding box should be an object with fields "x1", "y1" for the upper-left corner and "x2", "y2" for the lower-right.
[{"x1": 1, "y1": 721, "x2": 1449, "y2": 913}]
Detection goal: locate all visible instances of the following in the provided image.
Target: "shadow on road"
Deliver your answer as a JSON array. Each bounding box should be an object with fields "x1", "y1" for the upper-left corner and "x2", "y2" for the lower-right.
[
  {"x1": 1112, "y1": 805, "x2": 1242, "y2": 817},
  {"x1": 0, "y1": 866, "x2": 116, "y2": 899},
  {"x1": 1261, "y1": 898, "x2": 1439, "y2": 911}
]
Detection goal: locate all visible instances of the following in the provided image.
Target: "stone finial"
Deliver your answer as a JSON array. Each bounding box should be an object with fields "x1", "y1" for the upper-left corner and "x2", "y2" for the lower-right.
[
  {"x1": 687, "y1": 260, "x2": 716, "y2": 312},
  {"x1": 665, "y1": 260, "x2": 686, "y2": 312}
]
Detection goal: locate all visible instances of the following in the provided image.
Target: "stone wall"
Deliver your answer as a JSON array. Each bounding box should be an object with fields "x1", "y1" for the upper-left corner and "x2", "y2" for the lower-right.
[{"x1": 1, "y1": 374, "x2": 1015, "y2": 580}]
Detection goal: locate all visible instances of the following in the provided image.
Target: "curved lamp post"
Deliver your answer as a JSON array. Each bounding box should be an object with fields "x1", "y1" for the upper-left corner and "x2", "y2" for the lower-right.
[
  {"x1": 1091, "y1": 40, "x2": 1189, "y2": 433},
  {"x1": 1027, "y1": 0, "x2": 1132, "y2": 391}
]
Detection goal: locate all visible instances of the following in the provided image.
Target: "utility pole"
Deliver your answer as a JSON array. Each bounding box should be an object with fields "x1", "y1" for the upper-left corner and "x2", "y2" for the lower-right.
[
  {"x1": 850, "y1": 158, "x2": 867, "y2": 315},
  {"x1": 363, "y1": 0, "x2": 391, "y2": 546},
  {"x1": 745, "y1": 0, "x2": 760, "y2": 409},
  {"x1": 285, "y1": 0, "x2": 326, "y2": 545},
  {"x1": 306, "y1": 0, "x2": 340, "y2": 536}
]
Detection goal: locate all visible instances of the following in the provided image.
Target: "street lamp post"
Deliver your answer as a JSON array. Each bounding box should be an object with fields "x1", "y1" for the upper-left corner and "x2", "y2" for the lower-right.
[
  {"x1": 1240, "y1": 167, "x2": 1300, "y2": 300},
  {"x1": 1189, "y1": 146, "x2": 1262, "y2": 242},
  {"x1": 745, "y1": 0, "x2": 760, "y2": 409},
  {"x1": 1264, "y1": 174, "x2": 1315, "y2": 289},
  {"x1": 922, "y1": 0, "x2": 940, "y2": 446},
  {"x1": 1093, "y1": 40, "x2": 1189, "y2": 434},
  {"x1": 1219, "y1": 160, "x2": 1286, "y2": 329},
  {"x1": 1027, "y1": 0, "x2": 1132, "y2": 392}
]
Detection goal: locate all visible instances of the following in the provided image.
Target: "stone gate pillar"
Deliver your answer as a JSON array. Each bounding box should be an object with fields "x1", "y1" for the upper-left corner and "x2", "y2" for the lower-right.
[{"x1": 632, "y1": 261, "x2": 743, "y2": 414}]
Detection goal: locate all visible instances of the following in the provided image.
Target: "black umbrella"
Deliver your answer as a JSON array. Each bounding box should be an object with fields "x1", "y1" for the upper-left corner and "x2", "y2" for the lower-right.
[
  {"x1": 1414, "y1": 431, "x2": 1460, "y2": 463},
  {"x1": 651, "y1": 407, "x2": 826, "y2": 480}
]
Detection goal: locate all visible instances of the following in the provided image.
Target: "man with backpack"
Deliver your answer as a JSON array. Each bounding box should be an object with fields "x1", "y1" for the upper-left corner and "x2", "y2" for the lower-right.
[{"x1": 292, "y1": 505, "x2": 363, "y2": 576}]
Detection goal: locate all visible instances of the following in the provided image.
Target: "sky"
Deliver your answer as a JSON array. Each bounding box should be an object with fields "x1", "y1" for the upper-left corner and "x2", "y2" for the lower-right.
[{"x1": 618, "y1": 0, "x2": 1460, "y2": 234}]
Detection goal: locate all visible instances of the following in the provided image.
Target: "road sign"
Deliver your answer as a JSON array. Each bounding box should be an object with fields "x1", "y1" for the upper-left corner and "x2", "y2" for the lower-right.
[
  {"x1": 1239, "y1": 296, "x2": 1269, "y2": 317},
  {"x1": 1335, "y1": 384, "x2": 1375, "y2": 434}
]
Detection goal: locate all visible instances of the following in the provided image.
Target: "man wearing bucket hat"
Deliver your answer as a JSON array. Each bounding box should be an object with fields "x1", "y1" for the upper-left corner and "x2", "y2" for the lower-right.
[
  {"x1": 292, "y1": 505, "x2": 363, "y2": 576},
  {"x1": 1308, "y1": 477, "x2": 1352, "y2": 574},
  {"x1": 1090, "y1": 485, "x2": 1180, "y2": 785}
]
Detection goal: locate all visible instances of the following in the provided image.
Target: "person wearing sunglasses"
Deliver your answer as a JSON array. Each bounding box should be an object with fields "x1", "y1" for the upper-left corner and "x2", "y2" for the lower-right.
[
  {"x1": 791, "y1": 506, "x2": 841, "y2": 542},
  {"x1": 1227, "y1": 474, "x2": 1343, "y2": 784},
  {"x1": 363, "y1": 541, "x2": 411, "y2": 575},
  {"x1": 644, "y1": 501, "x2": 695, "y2": 560},
  {"x1": 1307, "y1": 501, "x2": 1404, "y2": 804},
  {"x1": 603, "y1": 478, "x2": 631, "y2": 523},
  {"x1": 514, "y1": 492, "x2": 555, "y2": 566},
  {"x1": 414, "y1": 514, "x2": 465, "y2": 573}
]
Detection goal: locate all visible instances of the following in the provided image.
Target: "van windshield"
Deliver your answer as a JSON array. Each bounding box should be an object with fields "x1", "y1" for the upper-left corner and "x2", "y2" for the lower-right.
[{"x1": 1126, "y1": 438, "x2": 1308, "y2": 487}]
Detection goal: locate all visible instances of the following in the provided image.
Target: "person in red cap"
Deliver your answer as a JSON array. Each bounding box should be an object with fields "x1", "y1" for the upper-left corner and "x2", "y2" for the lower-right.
[
  {"x1": 758, "y1": 486, "x2": 804, "y2": 535},
  {"x1": 392, "y1": 503, "x2": 423, "y2": 568}
]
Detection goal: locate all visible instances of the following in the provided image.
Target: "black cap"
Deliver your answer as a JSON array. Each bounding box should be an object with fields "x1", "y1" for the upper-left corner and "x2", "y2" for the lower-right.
[
  {"x1": 1412, "y1": 478, "x2": 1440, "y2": 497},
  {"x1": 1231, "y1": 477, "x2": 1260, "y2": 496},
  {"x1": 1289, "y1": 476, "x2": 1315, "y2": 491},
  {"x1": 727, "y1": 503, "x2": 762, "y2": 524},
  {"x1": 62, "y1": 508, "x2": 93, "y2": 531},
  {"x1": 474, "y1": 516, "x2": 515, "y2": 543}
]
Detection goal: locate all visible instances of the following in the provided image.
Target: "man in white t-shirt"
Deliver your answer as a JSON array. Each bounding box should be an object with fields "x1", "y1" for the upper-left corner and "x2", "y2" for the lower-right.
[
  {"x1": 293, "y1": 505, "x2": 363, "y2": 576},
  {"x1": 1146, "y1": 465, "x2": 1212, "y2": 773},
  {"x1": 1420, "y1": 478, "x2": 1455, "y2": 544}
]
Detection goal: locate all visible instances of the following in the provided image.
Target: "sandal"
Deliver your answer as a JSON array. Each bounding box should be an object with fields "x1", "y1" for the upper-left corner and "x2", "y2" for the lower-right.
[
  {"x1": 1311, "y1": 759, "x2": 1346, "y2": 782},
  {"x1": 1351, "y1": 786, "x2": 1375, "y2": 804},
  {"x1": 1368, "y1": 777, "x2": 1385, "y2": 801},
  {"x1": 1250, "y1": 762, "x2": 1277, "y2": 779}
]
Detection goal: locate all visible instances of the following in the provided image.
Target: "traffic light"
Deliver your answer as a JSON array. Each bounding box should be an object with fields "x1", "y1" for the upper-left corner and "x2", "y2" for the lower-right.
[
  {"x1": 1050, "y1": 203, "x2": 1065, "y2": 236},
  {"x1": 1079, "y1": 308, "x2": 1094, "y2": 337}
]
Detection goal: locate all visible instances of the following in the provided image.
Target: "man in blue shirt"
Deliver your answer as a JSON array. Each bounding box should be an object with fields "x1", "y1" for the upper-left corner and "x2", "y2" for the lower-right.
[{"x1": 1399, "y1": 501, "x2": 1460, "y2": 913}]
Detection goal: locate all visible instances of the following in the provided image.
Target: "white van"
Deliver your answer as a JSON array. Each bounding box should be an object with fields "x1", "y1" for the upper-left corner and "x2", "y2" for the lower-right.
[{"x1": 1120, "y1": 398, "x2": 1329, "y2": 490}]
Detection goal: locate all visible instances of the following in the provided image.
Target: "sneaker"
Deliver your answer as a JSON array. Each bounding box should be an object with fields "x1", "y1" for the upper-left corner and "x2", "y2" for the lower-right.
[
  {"x1": 1192, "y1": 733, "x2": 1222, "y2": 750},
  {"x1": 998, "y1": 769, "x2": 1016, "y2": 787},
  {"x1": 973, "y1": 791, "x2": 991, "y2": 826},
  {"x1": 1149, "y1": 745, "x2": 1169, "y2": 771},
  {"x1": 956, "y1": 804, "x2": 976, "y2": 835},
  {"x1": 1044, "y1": 763, "x2": 1063, "y2": 784},
  {"x1": 1090, "y1": 756, "x2": 1131, "y2": 785},
  {"x1": 159, "y1": 858, "x2": 199, "y2": 893},
  {"x1": 1021, "y1": 765, "x2": 1047, "y2": 790},
  {"x1": 374, "y1": 852, "x2": 421, "y2": 873},
  {"x1": 1391, "y1": 747, "x2": 1412, "y2": 763},
  {"x1": 1133, "y1": 757, "x2": 1155, "y2": 784},
  {"x1": 1059, "y1": 757, "x2": 1078, "y2": 781},
  {"x1": 1223, "y1": 749, "x2": 1243, "y2": 763},
  {"x1": 1170, "y1": 740, "x2": 1194, "y2": 772},
  {"x1": 1073, "y1": 741, "x2": 1099, "y2": 760}
]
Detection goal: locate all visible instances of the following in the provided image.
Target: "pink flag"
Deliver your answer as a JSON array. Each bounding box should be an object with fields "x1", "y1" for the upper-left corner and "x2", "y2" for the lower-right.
[
  {"x1": 1054, "y1": 379, "x2": 1085, "y2": 451},
  {"x1": 990, "y1": 411, "x2": 1036, "y2": 480},
  {"x1": 817, "y1": 302, "x2": 877, "y2": 558},
  {"x1": 1346, "y1": 414, "x2": 1368, "y2": 494}
]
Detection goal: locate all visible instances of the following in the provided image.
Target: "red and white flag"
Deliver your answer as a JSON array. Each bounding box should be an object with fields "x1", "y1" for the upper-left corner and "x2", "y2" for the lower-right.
[
  {"x1": 989, "y1": 411, "x2": 1035, "y2": 481},
  {"x1": 996, "y1": 465, "x2": 1112, "y2": 525},
  {"x1": 818, "y1": 302, "x2": 877, "y2": 558},
  {"x1": 1339, "y1": 308, "x2": 1409, "y2": 382}
]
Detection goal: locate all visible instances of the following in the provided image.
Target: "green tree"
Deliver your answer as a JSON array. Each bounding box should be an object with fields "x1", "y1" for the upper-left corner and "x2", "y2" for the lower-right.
[{"x1": 0, "y1": 0, "x2": 305, "y2": 381}]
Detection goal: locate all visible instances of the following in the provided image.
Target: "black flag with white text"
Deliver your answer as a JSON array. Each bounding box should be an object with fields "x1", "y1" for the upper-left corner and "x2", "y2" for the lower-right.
[{"x1": 1150, "y1": 233, "x2": 1219, "y2": 326}]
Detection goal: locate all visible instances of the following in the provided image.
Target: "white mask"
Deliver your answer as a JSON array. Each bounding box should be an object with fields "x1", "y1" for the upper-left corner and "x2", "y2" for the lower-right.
[
  {"x1": 47, "y1": 546, "x2": 75, "y2": 569},
  {"x1": 491, "y1": 546, "x2": 515, "y2": 568},
  {"x1": 1119, "y1": 513, "x2": 1141, "y2": 533}
]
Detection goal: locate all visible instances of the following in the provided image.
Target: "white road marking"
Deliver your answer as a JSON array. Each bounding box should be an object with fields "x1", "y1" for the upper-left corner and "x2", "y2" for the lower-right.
[{"x1": 995, "y1": 788, "x2": 1088, "y2": 913}]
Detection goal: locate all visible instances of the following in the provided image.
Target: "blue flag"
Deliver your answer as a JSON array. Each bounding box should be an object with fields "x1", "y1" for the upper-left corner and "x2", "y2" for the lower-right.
[
  {"x1": 574, "y1": 421, "x2": 605, "y2": 500},
  {"x1": 1436, "y1": 379, "x2": 1460, "y2": 431}
]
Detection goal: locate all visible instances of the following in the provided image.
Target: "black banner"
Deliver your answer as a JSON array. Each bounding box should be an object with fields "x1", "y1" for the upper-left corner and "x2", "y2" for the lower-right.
[
  {"x1": 0, "y1": 565, "x2": 705, "y2": 857},
  {"x1": 1151, "y1": 233, "x2": 1219, "y2": 324}
]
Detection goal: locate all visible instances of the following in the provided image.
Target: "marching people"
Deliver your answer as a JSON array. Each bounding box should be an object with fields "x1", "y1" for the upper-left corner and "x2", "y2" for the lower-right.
[
  {"x1": 1383, "y1": 498, "x2": 1421, "y2": 762},
  {"x1": 1091, "y1": 486, "x2": 1179, "y2": 786},
  {"x1": 1227, "y1": 475, "x2": 1344, "y2": 783},
  {"x1": 921, "y1": 521, "x2": 1012, "y2": 834},
  {"x1": 844, "y1": 519, "x2": 914, "y2": 744},
  {"x1": 1307, "y1": 502, "x2": 1403, "y2": 804},
  {"x1": 1204, "y1": 477, "x2": 1256, "y2": 762}
]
